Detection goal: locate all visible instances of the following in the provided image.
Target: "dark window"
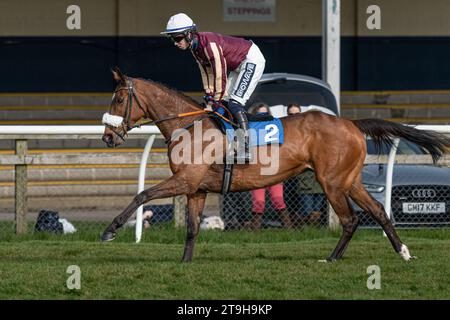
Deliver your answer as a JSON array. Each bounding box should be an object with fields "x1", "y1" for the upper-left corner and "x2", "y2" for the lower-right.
[{"x1": 246, "y1": 79, "x2": 338, "y2": 115}]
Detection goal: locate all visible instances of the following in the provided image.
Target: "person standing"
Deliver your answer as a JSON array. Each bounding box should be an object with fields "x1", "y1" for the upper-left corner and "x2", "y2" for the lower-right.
[
  {"x1": 247, "y1": 103, "x2": 292, "y2": 230},
  {"x1": 287, "y1": 103, "x2": 326, "y2": 226}
]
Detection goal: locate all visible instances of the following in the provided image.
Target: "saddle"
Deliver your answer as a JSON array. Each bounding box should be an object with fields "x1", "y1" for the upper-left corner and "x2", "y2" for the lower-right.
[
  {"x1": 210, "y1": 107, "x2": 274, "y2": 134},
  {"x1": 247, "y1": 112, "x2": 274, "y2": 122},
  {"x1": 208, "y1": 105, "x2": 284, "y2": 194},
  {"x1": 210, "y1": 105, "x2": 284, "y2": 147}
]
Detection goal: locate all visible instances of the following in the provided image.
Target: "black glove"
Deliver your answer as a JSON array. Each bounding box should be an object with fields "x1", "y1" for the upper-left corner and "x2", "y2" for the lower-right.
[
  {"x1": 203, "y1": 94, "x2": 214, "y2": 104},
  {"x1": 212, "y1": 100, "x2": 223, "y2": 110}
]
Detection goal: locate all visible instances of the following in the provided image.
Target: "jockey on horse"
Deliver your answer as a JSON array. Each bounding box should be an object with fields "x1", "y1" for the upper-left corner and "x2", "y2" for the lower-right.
[{"x1": 161, "y1": 13, "x2": 266, "y2": 162}]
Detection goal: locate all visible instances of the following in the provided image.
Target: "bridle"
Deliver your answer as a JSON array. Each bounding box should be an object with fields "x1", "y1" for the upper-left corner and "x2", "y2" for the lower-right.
[
  {"x1": 104, "y1": 78, "x2": 238, "y2": 144},
  {"x1": 104, "y1": 79, "x2": 152, "y2": 141}
]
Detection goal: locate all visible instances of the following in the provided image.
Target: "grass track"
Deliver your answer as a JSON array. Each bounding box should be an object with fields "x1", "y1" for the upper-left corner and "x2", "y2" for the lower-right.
[{"x1": 0, "y1": 227, "x2": 449, "y2": 300}]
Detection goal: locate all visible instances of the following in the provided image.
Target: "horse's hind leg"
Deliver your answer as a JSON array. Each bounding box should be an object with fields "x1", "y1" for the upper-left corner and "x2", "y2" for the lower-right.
[
  {"x1": 321, "y1": 186, "x2": 359, "y2": 261},
  {"x1": 181, "y1": 191, "x2": 207, "y2": 263},
  {"x1": 349, "y1": 181, "x2": 414, "y2": 260}
]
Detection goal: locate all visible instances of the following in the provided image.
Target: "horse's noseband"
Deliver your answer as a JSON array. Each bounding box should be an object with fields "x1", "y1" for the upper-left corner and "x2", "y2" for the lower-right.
[
  {"x1": 103, "y1": 80, "x2": 149, "y2": 142},
  {"x1": 102, "y1": 113, "x2": 124, "y2": 128}
]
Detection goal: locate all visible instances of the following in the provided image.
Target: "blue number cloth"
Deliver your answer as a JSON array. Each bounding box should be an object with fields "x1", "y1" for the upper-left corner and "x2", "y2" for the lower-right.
[{"x1": 217, "y1": 114, "x2": 284, "y2": 147}]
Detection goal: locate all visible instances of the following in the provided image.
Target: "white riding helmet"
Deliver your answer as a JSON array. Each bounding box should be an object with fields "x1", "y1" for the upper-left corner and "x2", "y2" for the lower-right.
[{"x1": 161, "y1": 13, "x2": 196, "y2": 35}]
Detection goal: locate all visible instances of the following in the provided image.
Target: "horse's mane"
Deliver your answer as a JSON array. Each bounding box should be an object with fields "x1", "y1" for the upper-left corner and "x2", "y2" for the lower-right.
[{"x1": 136, "y1": 78, "x2": 202, "y2": 110}]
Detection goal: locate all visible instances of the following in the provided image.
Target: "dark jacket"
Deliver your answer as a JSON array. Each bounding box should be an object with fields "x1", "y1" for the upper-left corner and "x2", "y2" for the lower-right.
[{"x1": 298, "y1": 170, "x2": 323, "y2": 194}]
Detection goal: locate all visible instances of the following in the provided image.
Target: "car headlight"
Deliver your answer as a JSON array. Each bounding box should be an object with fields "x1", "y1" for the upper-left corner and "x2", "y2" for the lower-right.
[{"x1": 363, "y1": 183, "x2": 385, "y2": 193}]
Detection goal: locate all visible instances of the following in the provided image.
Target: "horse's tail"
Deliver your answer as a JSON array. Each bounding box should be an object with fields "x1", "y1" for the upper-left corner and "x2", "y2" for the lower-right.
[{"x1": 352, "y1": 118, "x2": 450, "y2": 164}]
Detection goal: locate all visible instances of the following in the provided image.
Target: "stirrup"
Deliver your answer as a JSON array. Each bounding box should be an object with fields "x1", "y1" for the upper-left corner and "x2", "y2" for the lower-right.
[
  {"x1": 234, "y1": 152, "x2": 252, "y2": 163},
  {"x1": 233, "y1": 135, "x2": 252, "y2": 163}
]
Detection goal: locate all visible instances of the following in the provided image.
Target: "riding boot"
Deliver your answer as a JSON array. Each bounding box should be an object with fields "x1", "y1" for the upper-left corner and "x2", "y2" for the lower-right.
[
  {"x1": 234, "y1": 110, "x2": 252, "y2": 163},
  {"x1": 277, "y1": 209, "x2": 293, "y2": 229}
]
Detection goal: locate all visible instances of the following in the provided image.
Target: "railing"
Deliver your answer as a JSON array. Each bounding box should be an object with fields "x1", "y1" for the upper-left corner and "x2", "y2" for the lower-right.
[
  {"x1": 0, "y1": 125, "x2": 165, "y2": 235},
  {"x1": 0, "y1": 125, "x2": 448, "y2": 237}
]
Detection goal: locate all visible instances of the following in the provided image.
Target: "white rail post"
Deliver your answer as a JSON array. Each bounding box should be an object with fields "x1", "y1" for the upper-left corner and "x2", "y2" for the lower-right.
[
  {"x1": 15, "y1": 140, "x2": 28, "y2": 234},
  {"x1": 174, "y1": 195, "x2": 186, "y2": 228},
  {"x1": 135, "y1": 134, "x2": 156, "y2": 243},
  {"x1": 384, "y1": 138, "x2": 400, "y2": 237},
  {"x1": 323, "y1": 0, "x2": 341, "y2": 230},
  {"x1": 322, "y1": 0, "x2": 341, "y2": 114}
]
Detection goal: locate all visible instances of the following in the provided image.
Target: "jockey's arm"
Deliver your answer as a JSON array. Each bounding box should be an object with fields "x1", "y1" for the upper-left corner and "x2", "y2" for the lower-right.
[
  {"x1": 196, "y1": 61, "x2": 214, "y2": 96},
  {"x1": 204, "y1": 42, "x2": 227, "y2": 102}
]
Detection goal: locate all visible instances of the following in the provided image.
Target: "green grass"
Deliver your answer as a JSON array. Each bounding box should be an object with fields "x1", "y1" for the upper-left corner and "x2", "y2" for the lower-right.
[{"x1": 0, "y1": 226, "x2": 449, "y2": 299}]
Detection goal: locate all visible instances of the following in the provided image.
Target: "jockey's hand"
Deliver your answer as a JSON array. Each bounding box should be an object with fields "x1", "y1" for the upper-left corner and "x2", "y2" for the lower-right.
[
  {"x1": 204, "y1": 102, "x2": 213, "y2": 111},
  {"x1": 203, "y1": 94, "x2": 214, "y2": 104},
  {"x1": 211, "y1": 100, "x2": 223, "y2": 111}
]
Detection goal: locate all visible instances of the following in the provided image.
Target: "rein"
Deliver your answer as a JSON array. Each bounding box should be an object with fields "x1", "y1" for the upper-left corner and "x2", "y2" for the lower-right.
[
  {"x1": 137, "y1": 106, "x2": 238, "y2": 128},
  {"x1": 105, "y1": 79, "x2": 238, "y2": 143},
  {"x1": 148, "y1": 109, "x2": 238, "y2": 145}
]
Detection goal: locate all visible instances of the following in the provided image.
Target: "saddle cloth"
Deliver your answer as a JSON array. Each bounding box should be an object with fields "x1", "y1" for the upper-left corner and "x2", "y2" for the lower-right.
[{"x1": 213, "y1": 107, "x2": 284, "y2": 147}]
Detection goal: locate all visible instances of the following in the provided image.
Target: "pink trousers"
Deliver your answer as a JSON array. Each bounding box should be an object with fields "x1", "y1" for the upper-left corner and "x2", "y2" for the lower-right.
[{"x1": 251, "y1": 183, "x2": 286, "y2": 214}]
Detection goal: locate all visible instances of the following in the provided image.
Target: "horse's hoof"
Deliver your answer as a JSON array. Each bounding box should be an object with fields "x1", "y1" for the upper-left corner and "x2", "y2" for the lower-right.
[
  {"x1": 181, "y1": 255, "x2": 193, "y2": 263},
  {"x1": 399, "y1": 244, "x2": 417, "y2": 261},
  {"x1": 101, "y1": 231, "x2": 116, "y2": 242},
  {"x1": 318, "y1": 257, "x2": 337, "y2": 263},
  {"x1": 181, "y1": 257, "x2": 192, "y2": 263}
]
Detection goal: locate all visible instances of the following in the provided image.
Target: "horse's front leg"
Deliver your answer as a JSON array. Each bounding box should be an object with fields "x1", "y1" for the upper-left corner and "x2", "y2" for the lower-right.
[
  {"x1": 181, "y1": 191, "x2": 207, "y2": 263},
  {"x1": 101, "y1": 174, "x2": 191, "y2": 241}
]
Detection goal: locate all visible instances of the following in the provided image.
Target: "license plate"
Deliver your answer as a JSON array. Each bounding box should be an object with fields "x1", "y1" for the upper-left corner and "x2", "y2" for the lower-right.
[{"x1": 402, "y1": 202, "x2": 446, "y2": 214}]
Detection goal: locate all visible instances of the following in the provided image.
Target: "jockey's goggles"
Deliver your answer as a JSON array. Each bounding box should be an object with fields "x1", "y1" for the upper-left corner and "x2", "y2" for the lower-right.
[{"x1": 169, "y1": 34, "x2": 186, "y2": 43}]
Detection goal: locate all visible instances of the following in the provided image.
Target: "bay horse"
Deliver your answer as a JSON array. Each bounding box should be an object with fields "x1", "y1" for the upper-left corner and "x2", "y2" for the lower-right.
[{"x1": 101, "y1": 68, "x2": 449, "y2": 262}]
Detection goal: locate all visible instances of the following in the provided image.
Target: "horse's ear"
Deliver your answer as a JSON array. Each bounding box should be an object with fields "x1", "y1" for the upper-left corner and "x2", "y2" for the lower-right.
[{"x1": 111, "y1": 66, "x2": 126, "y2": 83}]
